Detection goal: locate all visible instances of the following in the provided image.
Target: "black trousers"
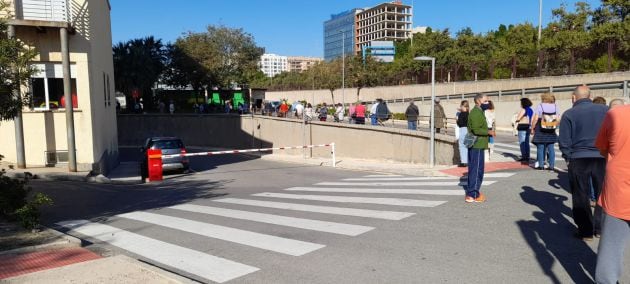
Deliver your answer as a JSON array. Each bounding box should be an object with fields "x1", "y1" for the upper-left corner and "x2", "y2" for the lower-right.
[{"x1": 568, "y1": 158, "x2": 605, "y2": 237}]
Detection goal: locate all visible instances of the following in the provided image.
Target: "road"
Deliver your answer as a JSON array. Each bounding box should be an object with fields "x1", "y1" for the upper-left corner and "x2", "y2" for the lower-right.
[{"x1": 29, "y1": 150, "x2": 629, "y2": 283}]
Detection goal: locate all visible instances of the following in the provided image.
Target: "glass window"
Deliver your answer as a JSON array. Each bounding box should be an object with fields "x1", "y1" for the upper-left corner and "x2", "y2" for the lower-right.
[
  {"x1": 29, "y1": 63, "x2": 78, "y2": 110},
  {"x1": 31, "y1": 78, "x2": 46, "y2": 109}
]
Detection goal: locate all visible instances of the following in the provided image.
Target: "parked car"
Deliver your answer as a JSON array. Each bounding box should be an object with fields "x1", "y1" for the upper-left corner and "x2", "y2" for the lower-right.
[{"x1": 140, "y1": 137, "x2": 189, "y2": 179}]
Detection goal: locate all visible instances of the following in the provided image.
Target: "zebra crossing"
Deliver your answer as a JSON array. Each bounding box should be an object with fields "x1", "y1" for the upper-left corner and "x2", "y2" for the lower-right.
[
  {"x1": 56, "y1": 171, "x2": 516, "y2": 283},
  {"x1": 492, "y1": 141, "x2": 563, "y2": 162}
]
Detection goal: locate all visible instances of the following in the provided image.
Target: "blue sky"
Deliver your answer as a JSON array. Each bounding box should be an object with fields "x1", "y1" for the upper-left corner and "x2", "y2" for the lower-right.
[{"x1": 110, "y1": 0, "x2": 601, "y2": 58}]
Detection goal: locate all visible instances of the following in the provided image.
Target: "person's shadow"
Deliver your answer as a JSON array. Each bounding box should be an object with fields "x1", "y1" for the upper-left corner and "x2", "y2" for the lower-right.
[{"x1": 517, "y1": 186, "x2": 596, "y2": 284}]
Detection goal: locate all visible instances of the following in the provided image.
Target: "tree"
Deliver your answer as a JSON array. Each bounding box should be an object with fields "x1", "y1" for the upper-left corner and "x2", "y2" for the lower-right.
[
  {"x1": 592, "y1": 0, "x2": 630, "y2": 71},
  {"x1": 113, "y1": 36, "x2": 166, "y2": 109},
  {"x1": 173, "y1": 25, "x2": 264, "y2": 91},
  {"x1": 348, "y1": 55, "x2": 381, "y2": 101},
  {"x1": 504, "y1": 23, "x2": 538, "y2": 78},
  {"x1": 0, "y1": 1, "x2": 37, "y2": 121},
  {"x1": 549, "y1": 2, "x2": 593, "y2": 74},
  {"x1": 317, "y1": 58, "x2": 342, "y2": 104}
]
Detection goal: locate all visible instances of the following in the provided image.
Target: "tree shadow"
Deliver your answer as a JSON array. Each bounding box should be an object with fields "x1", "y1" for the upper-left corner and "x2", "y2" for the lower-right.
[{"x1": 517, "y1": 186, "x2": 596, "y2": 284}]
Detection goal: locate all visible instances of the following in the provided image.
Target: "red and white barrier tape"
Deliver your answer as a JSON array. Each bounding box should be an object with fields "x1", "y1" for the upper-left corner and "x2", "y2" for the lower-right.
[{"x1": 162, "y1": 143, "x2": 336, "y2": 161}]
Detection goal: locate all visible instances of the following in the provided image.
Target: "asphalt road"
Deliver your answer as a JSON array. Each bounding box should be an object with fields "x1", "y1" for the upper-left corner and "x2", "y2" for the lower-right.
[{"x1": 31, "y1": 152, "x2": 628, "y2": 283}]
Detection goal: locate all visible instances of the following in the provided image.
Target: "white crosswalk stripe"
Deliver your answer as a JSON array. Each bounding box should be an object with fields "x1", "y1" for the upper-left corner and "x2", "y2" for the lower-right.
[
  {"x1": 56, "y1": 220, "x2": 259, "y2": 283},
  {"x1": 346, "y1": 172, "x2": 515, "y2": 181},
  {"x1": 55, "y1": 170, "x2": 517, "y2": 282},
  {"x1": 213, "y1": 198, "x2": 415, "y2": 220},
  {"x1": 169, "y1": 204, "x2": 374, "y2": 236},
  {"x1": 251, "y1": 192, "x2": 447, "y2": 207},
  {"x1": 316, "y1": 181, "x2": 496, "y2": 186},
  {"x1": 285, "y1": 187, "x2": 464, "y2": 196},
  {"x1": 493, "y1": 142, "x2": 563, "y2": 161},
  {"x1": 118, "y1": 211, "x2": 325, "y2": 256}
]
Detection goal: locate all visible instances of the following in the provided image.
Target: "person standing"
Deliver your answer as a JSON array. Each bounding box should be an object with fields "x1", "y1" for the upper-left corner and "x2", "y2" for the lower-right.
[
  {"x1": 405, "y1": 101, "x2": 420, "y2": 130},
  {"x1": 531, "y1": 93, "x2": 559, "y2": 170},
  {"x1": 515, "y1": 98, "x2": 534, "y2": 164},
  {"x1": 559, "y1": 85, "x2": 608, "y2": 241},
  {"x1": 355, "y1": 101, "x2": 366, "y2": 125},
  {"x1": 456, "y1": 100, "x2": 470, "y2": 167},
  {"x1": 609, "y1": 98, "x2": 624, "y2": 109},
  {"x1": 169, "y1": 100, "x2": 175, "y2": 114},
  {"x1": 370, "y1": 99, "x2": 380, "y2": 126},
  {"x1": 318, "y1": 103, "x2": 328, "y2": 122},
  {"x1": 348, "y1": 103, "x2": 356, "y2": 124},
  {"x1": 466, "y1": 94, "x2": 494, "y2": 203},
  {"x1": 279, "y1": 101, "x2": 289, "y2": 117},
  {"x1": 485, "y1": 100, "x2": 496, "y2": 161},
  {"x1": 376, "y1": 100, "x2": 391, "y2": 125},
  {"x1": 158, "y1": 100, "x2": 166, "y2": 113},
  {"x1": 304, "y1": 103, "x2": 314, "y2": 121},
  {"x1": 594, "y1": 104, "x2": 630, "y2": 284},
  {"x1": 295, "y1": 102, "x2": 304, "y2": 120},
  {"x1": 433, "y1": 98, "x2": 446, "y2": 133},
  {"x1": 335, "y1": 103, "x2": 345, "y2": 122}
]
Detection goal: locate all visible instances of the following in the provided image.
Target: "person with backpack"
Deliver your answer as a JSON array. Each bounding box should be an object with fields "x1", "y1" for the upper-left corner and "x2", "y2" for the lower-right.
[
  {"x1": 376, "y1": 100, "x2": 391, "y2": 125},
  {"x1": 405, "y1": 101, "x2": 420, "y2": 130},
  {"x1": 530, "y1": 93, "x2": 559, "y2": 171},
  {"x1": 318, "y1": 103, "x2": 328, "y2": 122},
  {"x1": 515, "y1": 98, "x2": 534, "y2": 164},
  {"x1": 559, "y1": 85, "x2": 608, "y2": 241}
]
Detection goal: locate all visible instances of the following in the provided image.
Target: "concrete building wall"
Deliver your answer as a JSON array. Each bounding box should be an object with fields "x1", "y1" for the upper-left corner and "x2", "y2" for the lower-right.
[
  {"x1": 0, "y1": 0, "x2": 118, "y2": 174},
  {"x1": 117, "y1": 115, "x2": 459, "y2": 166}
]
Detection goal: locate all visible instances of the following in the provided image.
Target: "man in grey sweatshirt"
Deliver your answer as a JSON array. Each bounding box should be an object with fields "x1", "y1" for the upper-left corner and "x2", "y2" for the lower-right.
[{"x1": 559, "y1": 85, "x2": 608, "y2": 240}]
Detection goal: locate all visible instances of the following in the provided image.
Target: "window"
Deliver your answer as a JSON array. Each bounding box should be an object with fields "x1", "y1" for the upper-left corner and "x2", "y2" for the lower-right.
[{"x1": 30, "y1": 63, "x2": 78, "y2": 110}]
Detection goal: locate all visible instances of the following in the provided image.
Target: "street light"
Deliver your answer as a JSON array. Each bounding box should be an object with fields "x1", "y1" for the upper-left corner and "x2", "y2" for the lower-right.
[
  {"x1": 414, "y1": 56, "x2": 436, "y2": 168},
  {"x1": 339, "y1": 30, "x2": 346, "y2": 110}
]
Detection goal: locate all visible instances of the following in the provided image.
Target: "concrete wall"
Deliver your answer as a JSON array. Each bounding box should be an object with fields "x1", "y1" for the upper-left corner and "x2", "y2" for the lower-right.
[
  {"x1": 266, "y1": 72, "x2": 629, "y2": 129},
  {"x1": 0, "y1": 0, "x2": 118, "y2": 174},
  {"x1": 117, "y1": 114, "x2": 459, "y2": 166}
]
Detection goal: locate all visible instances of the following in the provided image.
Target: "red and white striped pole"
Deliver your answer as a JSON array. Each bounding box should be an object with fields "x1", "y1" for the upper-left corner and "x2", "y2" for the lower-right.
[{"x1": 162, "y1": 142, "x2": 337, "y2": 168}]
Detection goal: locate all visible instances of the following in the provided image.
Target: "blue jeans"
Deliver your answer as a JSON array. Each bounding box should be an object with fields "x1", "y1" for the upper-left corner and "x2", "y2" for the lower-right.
[
  {"x1": 466, "y1": 148, "x2": 485, "y2": 198},
  {"x1": 407, "y1": 121, "x2": 417, "y2": 130},
  {"x1": 518, "y1": 130, "x2": 530, "y2": 160},
  {"x1": 536, "y1": 143, "x2": 555, "y2": 169},
  {"x1": 458, "y1": 127, "x2": 468, "y2": 164},
  {"x1": 370, "y1": 114, "x2": 377, "y2": 125}
]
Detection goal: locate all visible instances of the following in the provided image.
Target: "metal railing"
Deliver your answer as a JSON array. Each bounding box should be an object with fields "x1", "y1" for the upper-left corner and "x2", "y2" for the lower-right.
[
  {"x1": 378, "y1": 80, "x2": 630, "y2": 105},
  {"x1": 12, "y1": 0, "x2": 70, "y2": 22}
]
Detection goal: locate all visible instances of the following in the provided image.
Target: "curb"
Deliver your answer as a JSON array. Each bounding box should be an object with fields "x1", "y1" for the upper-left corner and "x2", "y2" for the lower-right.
[
  {"x1": 0, "y1": 226, "x2": 82, "y2": 256},
  {"x1": 5, "y1": 171, "x2": 143, "y2": 185}
]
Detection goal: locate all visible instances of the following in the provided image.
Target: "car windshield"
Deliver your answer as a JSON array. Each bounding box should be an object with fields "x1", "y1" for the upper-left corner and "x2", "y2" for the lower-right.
[{"x1": 150, "y1": 140, "x2": 184, "y2": 149}]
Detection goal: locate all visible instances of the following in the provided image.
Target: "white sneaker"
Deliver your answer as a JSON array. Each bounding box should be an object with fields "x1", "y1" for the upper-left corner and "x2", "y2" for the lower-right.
[{"x1": 534, "y1": 161, "x2": 540, "y2": 168}]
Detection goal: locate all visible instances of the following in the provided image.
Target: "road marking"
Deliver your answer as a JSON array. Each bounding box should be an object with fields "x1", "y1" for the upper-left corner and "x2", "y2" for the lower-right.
[
  {"x1": 252, "y1": 192, "x2": 446, "y2": 207},
  {"x1": 343, "y1": 173, "x2": 515, "y2": 181},
  {"x1": 169, "y1": 204, "x2": 374, "y2": 236},
  {"x1": 316, "y1": 181, "x2": 496, "y2": 186},
  {"x1": 285, "y1": 187, "x2": 463, "y2": 196},
  {"x1": 118, "y1": 211, "x2": 324, "y2": 256},
  {"x1": 362, "y1": 174, "x2": 403, "y2": 178},
  {"x1": 493, "y1": 146, "x2": 564, "y2": 161},
  {"x1": 494, "y1": 142, "x2": 560, "y2": 151},
  {"x1": 56, "y1": 220, "x2": 259, "y2": 283},
  {"x1": 213, "y1": 198, "x2": 415, "y2": 220}
]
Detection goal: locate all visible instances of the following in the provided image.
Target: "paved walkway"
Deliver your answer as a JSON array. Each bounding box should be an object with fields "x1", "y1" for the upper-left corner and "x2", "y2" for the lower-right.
[{"x1": 0, "y1": 248, "x2": 101, "y2": 280}]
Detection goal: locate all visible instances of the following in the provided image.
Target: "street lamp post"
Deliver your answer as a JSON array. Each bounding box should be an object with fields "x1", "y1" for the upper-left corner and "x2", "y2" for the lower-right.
[
  {"x1": 340, "y1": 30, "x2": 346, "y2": 109},
  {"x1": 414, "y1": 56, "x2": 436, "y2": 168}
]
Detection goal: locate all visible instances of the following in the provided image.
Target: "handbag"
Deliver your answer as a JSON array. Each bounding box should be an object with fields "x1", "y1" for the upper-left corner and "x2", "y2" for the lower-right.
[{"x1": 463, "y1": 132, "x2": 477, "y2": 148}]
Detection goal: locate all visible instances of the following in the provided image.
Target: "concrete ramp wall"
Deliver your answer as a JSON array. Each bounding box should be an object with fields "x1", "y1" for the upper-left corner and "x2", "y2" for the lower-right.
[{"x1": 118, "y1": 114, "x2": 459, "y2": 166}]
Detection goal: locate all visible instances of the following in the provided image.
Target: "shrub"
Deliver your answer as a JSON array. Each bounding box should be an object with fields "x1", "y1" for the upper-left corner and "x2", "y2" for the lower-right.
[{"x1": 0, "y1": 155, "x2": 53, "y2": 230}]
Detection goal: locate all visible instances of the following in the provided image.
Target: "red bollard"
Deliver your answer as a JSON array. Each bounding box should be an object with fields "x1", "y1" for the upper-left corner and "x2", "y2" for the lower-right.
[{"x1": 147, "y1": 149, "x2": 163, "y2": 182}]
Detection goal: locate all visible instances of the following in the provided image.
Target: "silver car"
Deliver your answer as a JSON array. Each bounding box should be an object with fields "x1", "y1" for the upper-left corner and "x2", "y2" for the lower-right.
[{"x1": 140, "y1": 137, "x2": 189, "y2": 178}]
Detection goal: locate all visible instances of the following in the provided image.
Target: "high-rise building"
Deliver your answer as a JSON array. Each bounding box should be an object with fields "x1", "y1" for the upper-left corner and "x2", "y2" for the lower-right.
[
  {"x1": 355, "y1": 2, "x2": 412, "y2": 53},
  {"x1": 323, "y1": 1, "x2": 413, "y2": 61},
  {"x1": 288, "y1": 56, "x2": 323, "y2": 73},
  {"x1": 259, "y1": 54, "x2": 288, "y2": 77},
  {"x1": 323, "y1": 9, "x2": 358, "y2": 61}
]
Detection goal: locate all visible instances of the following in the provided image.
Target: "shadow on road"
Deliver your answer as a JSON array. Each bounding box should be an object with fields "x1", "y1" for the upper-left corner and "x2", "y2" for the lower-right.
[
  {"x1": 517, "y1": 186, "x2": 596, "y2": 284},
  {"x1": 32, "y1": 178, "x2": 230, "y2": 225}
]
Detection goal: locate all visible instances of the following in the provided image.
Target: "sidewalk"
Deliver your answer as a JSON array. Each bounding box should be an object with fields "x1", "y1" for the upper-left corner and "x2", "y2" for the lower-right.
[{"x1": 1, "y1": 162, "x2": 90, "y2": 182}]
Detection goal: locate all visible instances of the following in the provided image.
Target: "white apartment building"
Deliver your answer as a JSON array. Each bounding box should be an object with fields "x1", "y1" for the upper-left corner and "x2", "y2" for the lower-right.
[{"x1": 259, "y1": 54, "x2": 288, "y2": 77}]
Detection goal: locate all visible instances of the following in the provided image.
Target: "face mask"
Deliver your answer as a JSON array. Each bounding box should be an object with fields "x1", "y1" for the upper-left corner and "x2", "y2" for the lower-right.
[{"x1": 480, "y1": 103, "x2": 490, "y2": 111}]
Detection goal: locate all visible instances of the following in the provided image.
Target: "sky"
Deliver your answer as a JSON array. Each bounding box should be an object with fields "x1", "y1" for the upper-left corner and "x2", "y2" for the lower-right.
[{"x1": 110, "y1": 0, "x2": 601, "y2": 58}]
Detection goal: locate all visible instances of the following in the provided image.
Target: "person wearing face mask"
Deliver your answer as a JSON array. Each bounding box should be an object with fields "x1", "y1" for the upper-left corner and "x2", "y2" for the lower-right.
[
  {"x1": 531, "y1": 92, "x2": 559, "y2": 171},
  {"x1": 465, "y1": 93, "x2": 495, "y2": 203}
]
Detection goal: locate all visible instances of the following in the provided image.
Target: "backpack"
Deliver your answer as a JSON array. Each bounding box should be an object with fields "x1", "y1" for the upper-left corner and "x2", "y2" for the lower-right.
[{"x1": 540, "y1": 105, "x2": 558, "y2": 133}]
